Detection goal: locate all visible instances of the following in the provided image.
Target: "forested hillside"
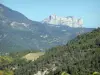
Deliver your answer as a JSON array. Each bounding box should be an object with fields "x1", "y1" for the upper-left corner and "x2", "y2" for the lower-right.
[
  {"x1": 14, "y1": 28, "x2": 100, "y2": 75},
  {"x1": 0, "y1": 28, "x2": 100, "y2": 75},
  {"x1": 0, "y1": 50, "x2": 40, "y2": 75}
]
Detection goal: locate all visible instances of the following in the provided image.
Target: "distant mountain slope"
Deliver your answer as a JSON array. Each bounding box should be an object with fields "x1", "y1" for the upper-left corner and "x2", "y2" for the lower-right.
[
  {"x1": 0, "y1": 4, "x2": 94, "y2": 52},
  {"x1": 0, "y1": 4, "x2": 32, "y2": 23},
  {"x1": 15, "y1": 28, "x2": 100, "y2": 75}
]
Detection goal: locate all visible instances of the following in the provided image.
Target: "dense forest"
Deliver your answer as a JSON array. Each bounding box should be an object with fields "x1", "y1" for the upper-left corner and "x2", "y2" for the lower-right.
[{"x1": 0, "y1": 28, "x2": 100, "y2": 75}]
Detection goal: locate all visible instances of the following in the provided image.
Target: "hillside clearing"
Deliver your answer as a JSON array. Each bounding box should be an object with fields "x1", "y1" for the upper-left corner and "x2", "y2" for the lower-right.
[{"x1": 23, "y1": 52, "x2": 45, "y2": 61}]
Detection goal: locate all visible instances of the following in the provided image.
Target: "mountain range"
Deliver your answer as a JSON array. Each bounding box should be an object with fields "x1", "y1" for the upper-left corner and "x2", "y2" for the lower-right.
[{"x1": 0, "y1": 4, "x2": 94, "y2": 52}]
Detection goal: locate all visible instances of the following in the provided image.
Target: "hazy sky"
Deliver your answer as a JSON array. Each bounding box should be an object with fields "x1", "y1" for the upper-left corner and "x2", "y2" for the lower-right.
[{"x1": 1, "y1": 0, "x2": 100, "y2": 28}]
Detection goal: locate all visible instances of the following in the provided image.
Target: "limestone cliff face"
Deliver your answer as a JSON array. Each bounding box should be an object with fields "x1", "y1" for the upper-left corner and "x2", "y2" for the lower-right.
[{"x1": 42, "y1": 14, "x2": 83, "y2": 28}]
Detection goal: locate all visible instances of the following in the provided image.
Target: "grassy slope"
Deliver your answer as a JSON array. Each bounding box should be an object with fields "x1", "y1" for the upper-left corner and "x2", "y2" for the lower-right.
[{"x1": 23, "y1": 52, "x2": 45, "y2": 61}]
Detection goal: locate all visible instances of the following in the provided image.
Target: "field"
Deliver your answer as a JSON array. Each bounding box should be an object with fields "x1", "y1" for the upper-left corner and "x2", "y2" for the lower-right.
[{"x1": 23, "y1": 52, "x2": 45, "y2": 61}]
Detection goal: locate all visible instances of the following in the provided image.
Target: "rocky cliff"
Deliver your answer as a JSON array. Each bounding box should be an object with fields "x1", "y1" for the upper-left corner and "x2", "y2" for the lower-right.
[{"x1": 42, "y1": 14, "x2": 83, "y2": 28}]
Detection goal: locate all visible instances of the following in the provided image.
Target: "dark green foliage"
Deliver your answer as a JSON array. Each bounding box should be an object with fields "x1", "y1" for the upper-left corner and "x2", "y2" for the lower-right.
[
  {"x1": 0, "y1": 28, "x2": 99, "y2": 75},
  {"x1": 95, "y1": 38, "x2": 100, "y2": 47},
  {"x1": 13, "y1": 28, "x2": 100, "y2": 75}
]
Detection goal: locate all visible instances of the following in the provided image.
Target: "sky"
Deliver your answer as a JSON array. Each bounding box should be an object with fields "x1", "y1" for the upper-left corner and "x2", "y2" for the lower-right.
[{"x1": 0, "y1": 0, "x2": 100, "y2": 28}]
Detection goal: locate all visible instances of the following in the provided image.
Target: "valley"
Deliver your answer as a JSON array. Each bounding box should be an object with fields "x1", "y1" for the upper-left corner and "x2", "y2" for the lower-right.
[
  {"x1": 0, "y1": 4, "x2": 94, "y2": 52},
  {"x1": 0, "y1": 28, "x2": 100, "y2": 75},
  {"x1": 0, "y1": 2, "x2": 100, "y2": 75}
]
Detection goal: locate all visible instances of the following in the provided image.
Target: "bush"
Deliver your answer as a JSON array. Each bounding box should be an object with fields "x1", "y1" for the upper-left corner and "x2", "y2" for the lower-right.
[
  {"x1": 61, "y1": 72, "x2": 70, "y2": 75},
  {"x1": 93, "y1": 72, "x2": 100, "y2": 75}
]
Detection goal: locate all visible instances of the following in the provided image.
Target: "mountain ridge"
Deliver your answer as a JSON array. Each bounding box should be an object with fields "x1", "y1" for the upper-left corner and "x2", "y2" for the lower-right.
[
  {"x1": 0, "y1": 4, "x2": 94, "y2": 52},
  {"x1": 0, "y1": 3, "x2": 33, "y2": 24}
]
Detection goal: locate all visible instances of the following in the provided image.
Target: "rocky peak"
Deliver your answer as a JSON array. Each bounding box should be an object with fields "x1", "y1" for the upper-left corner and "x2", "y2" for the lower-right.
[
  {"x1": 42, "y1": 14, "x2": 83, "y2": 28},
  {"x1": 49, "y1": 14, "x2": 57, "y2": 20}
]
